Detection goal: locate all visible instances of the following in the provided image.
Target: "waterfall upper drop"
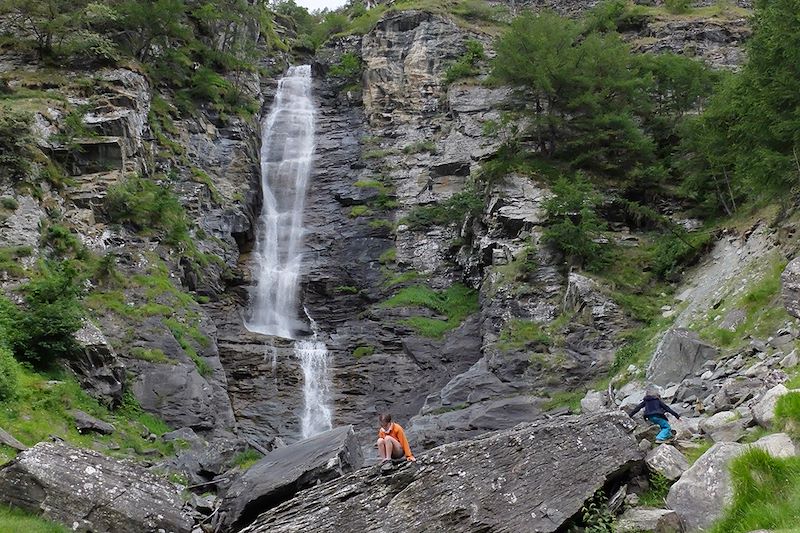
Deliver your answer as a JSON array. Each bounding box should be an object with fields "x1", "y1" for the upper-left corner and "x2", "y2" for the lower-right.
[
  {"x1": 246, "y1": 64, "x2": 316, "y2": 340},
  {"x1": 246, "y1": 65, "x2": 333, "y2": 439}
]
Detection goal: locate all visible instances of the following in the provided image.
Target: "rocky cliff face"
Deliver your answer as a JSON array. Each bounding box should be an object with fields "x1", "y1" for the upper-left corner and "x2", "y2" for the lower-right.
[{"x1": 1, "y1": 1, "x2": 785, "y2": 531}]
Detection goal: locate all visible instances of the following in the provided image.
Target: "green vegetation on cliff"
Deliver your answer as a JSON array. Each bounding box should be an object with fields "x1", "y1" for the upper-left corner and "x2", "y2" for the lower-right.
[{"x1": 383, "y1": 283, "x2": 478, "y2": 338}]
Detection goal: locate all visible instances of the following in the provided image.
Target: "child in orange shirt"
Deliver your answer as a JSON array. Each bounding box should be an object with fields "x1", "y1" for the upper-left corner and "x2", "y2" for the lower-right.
[{"x1": 376, "y1": 413, "x2": 416, "y2": 462}]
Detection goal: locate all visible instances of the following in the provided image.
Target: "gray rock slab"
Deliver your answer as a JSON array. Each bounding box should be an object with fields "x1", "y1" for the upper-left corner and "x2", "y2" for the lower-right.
[
  {"x1": 70, "y1": 409, "x2": 115, "y2": 435},
  {"x1": 0, "y1": 441, "x2": 193, "y2": 533},
  {"x1": 240, "y1": 413, "x2": 642, "y2": 533},
  {"x1": 218, "y1": 425, "x2": 363, "y2": 531}
]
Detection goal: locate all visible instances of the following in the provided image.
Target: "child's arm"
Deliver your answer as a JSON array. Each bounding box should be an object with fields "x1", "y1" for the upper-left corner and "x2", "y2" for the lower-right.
[
  {"x1": 397, "y1": 426, "x2": 415, "y2": 461},
  {"x1": 629, "y1": 400, "x2": 645, "y2": 417},
  {"x1": 661, "y1": 400, "x2": 681, "y2": 419}
]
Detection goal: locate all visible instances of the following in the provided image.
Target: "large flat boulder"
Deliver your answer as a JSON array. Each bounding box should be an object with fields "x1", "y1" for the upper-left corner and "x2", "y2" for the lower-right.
[
  {"x1": 241, "y1": 413, "x2": 642, "y2": 533},
  {"x1": 217, "y1": 425, "x2": 363, "y2": 531},
  {"x1": 0, "y1": 441, "x2": 193, "y2": 533},
  {"x1": 647, "y1": 328, "x2": 718, "y2": 386}
]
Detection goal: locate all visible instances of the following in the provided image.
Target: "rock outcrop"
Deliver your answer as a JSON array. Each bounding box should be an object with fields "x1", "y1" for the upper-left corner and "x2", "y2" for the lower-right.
[
  {"x1": 666, "y1": 441, "x2": 745, "y2": 532},
  {"x1": 647, "y1": 328, "x2": 718, "y2": 386},
  {"x1": 241, "y1": 413, "x2": 642, "y2": 533},
  {"x1": 781, "y1": 256, "x2": 800, "y2": 319},
  {"x1": 217, "y1": 425, "x2": 363, "y2": 531},
  {"x1": 0, "y1": 442, "x2": 193, "y2": 533}
]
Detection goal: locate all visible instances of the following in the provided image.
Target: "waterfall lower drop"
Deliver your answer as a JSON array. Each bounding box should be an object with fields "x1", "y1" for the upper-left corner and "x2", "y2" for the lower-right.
[
  {"x1": 245, "y1": 65, "x2": 333, "y2": 439},
  {"x1": 296, "y1": 310, "x2": 332, "y2": 439}
]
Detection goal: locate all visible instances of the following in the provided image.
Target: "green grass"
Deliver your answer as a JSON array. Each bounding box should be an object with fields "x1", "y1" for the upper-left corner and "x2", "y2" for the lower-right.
[
  {"x1": 775, "y1": 392, "x2": 800, "y2": 437},
  {"x1": 541, "y1": 390, "x2": 583, "y2": 412},
  {"x1": 497, "y1": 320, "x2": 551, "y2": 351},
  {"x1": 683, "y1": 439, "x2": 713, "y2": 465},
  {"x1": 785, "y1": 372, "x2": 800, "y2": 389},
  {"x1": 638, "y1": 471, "x2": 673, "y2": 507},
  {"x1": 164, "y1": 318, "x2": 212, "y2": 376},
  {"x1": 382, "y1": 269, "x2": 420, "y2": 288},
  {"x1": 349, "y1": 205, "x2": 373, "y2": 218},
  {"x1": 334, "y1": 285, "x2": 359, "y2": 294},
  {"x1": 382, "y1": 283, "x2": 479, "y2": 339},
  {"x1": 402, "y1": 140, "x2": 437, "y2": 155},
  {"x1": 710, "y1": 448, "x2": 800, "y2": 532},
  {"x1": 0, "y1": 505, "x2": 68, "y2": 533},
  {"x1": 0, "y1": 246, "x2": 33, "y2": 276},
  {"x1": 695, "y1": 256, "x2": 790, "y2": 351},
  {"x1": 379, "y1": 248, "x2": 397, "y2": 264},
  {"x1": 0, "y1": 368, "x2": 175, "y2": 467},
  {"x1": 190, "y1": 167, "x2": 223, "y2": 204},
  {"x1": 352, "y1": 345, "x2": 375, "y2": 359},
  {"x1": 130, "y1": 347, "x2": 173, "y2": 364},
  {"x1": 232, "y1": 448, "x2": 262, "y2": 470}
]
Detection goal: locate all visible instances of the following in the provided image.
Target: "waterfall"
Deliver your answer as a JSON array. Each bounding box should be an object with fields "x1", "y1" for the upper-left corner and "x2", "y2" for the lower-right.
[
  {"x1": 296, "y1": 310, "x2": 332, "y2": 438},
  {"x1": 246, "y1": 64, "x2": 315, "y2": 339},
  {"x1": 246, "y1": 65, "x2": 333, "y2": 439}
]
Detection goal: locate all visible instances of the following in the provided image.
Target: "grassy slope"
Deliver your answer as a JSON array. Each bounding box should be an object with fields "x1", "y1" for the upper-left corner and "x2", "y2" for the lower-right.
[{"x1": 0, "y1": 364, "x2": 176, "y2": 466}]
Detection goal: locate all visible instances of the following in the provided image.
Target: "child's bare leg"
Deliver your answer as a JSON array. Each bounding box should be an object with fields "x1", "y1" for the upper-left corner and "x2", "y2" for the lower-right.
[
  {"x1": 376, "y1": 437, "x2": 387, "y2": 461},
  {"x1": 385, "y1": 436, "x2": 403, "y2": 459}
]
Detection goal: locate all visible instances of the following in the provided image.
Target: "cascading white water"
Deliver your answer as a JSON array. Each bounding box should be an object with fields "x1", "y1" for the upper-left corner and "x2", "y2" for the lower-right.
[
  {"x1": 246, "y1": 65, "x2": 333, "y2": 439},
  {"x1": 246, "y1": 64, "x2": 315, "y2": 339}
]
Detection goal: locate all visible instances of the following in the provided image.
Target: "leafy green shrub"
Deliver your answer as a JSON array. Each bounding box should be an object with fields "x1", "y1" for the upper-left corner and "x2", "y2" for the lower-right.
[
  {"x1": 0, "y1": 197, "x2": 18, "y2": 210},
  {"x1": 650, "y1": 230, "x2": 711, "y2": 280},
  {"x1": 329, "y1": 52, "x2": 362, "y2": 81},
  {"x1": 639, "y1": 471, "x2": 673, "y2": 507},
  {"x1": 0, "y1": 106, "x2": 35, "y2": 181},
  {"x1": 443, "y1": 39, "x2": 485, "y2": 85},
  {"x1": 12, "y1": 261, "x2": 85, "y2": 365},
  {"x1": 542, "y1": 176, "x2": 609, "y2": 270},
  {"x1": 0, "y1": 346, "x2": 20, "y2": 402},
  {"x1": 105, "y1": 176, "x2": 191, "y2": 245},
  {"x1": 578, "y1": 491, "x2": 615, "y2": 532},
  {"x1": 42, "y1": 223, "x2": 86, "y2": 259}
]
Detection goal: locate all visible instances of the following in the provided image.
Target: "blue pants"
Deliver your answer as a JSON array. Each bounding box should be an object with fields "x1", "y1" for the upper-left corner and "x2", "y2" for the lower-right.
[{"x1": 647, "y1": 415, "x2": 672, "y2": 442}]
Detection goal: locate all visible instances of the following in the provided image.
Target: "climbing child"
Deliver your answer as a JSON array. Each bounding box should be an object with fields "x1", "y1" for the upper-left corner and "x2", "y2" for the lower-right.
[
  {"x1": 629, "y1": 387, "x2": 681, "y2": 444},
  {"x1": 376, "y1": 413, "x2": 416, "y2": 462}
]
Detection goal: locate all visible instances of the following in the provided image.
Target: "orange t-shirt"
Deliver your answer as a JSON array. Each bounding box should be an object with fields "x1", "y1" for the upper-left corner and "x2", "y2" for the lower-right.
[{"x1": 378, "y1": 423, "x2": 414, "y2": 460}]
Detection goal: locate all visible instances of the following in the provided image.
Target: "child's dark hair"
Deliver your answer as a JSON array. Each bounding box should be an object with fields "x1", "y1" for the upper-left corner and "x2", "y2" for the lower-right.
[{"x1": 379, "y1": 413, "x2": 392, "y2": 425}]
